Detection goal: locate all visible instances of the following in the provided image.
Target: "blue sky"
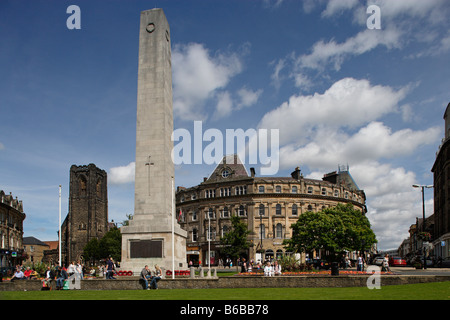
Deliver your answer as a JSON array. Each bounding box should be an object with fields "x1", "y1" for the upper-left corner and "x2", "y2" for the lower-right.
[{"x1": 0, "y1": 0, "x2": 449, "y2": 251}]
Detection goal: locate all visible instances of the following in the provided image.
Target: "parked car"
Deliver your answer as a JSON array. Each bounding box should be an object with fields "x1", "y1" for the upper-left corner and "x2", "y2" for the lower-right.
[
  {"x1": 373, "y1": 256, "x2": 384, "y2": 266},
  {"x1": 409, "y1": 255, "x2": 433, "y2": 268},
  {"x1": 436, "y1": 257, "x2": 450, "y2": 268},
  {"x1": 307, "y1": 259, "x2": 331, "y2": 270},
  {"x1": 389, "y1": 256, "x2": 406, "y2": 267}
]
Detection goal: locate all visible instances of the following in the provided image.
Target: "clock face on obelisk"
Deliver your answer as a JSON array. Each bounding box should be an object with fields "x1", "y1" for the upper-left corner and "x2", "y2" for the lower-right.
[{"x1": 146, "y1": 23, "x2": 155, "y2": 33}]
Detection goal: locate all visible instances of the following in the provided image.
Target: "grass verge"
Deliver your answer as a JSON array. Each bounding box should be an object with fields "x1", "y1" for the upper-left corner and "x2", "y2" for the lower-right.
[{"x1": 1, "y1": 281, "x2": 449, "y2": 300}]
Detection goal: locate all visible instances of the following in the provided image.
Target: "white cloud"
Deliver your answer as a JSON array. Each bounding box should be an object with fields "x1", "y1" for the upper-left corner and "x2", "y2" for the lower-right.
[
  {"x1": 259, "y1": 77, "x2": 408, "y2": 146},
  {"x1": 109, "y1": 162, "x2": 135, "y2": 184},
  {"x1": 316, "y1": 0, "x2": 448, "y2": 25},
  {"x1": 236, "y1": 87, "x2": 263, "y2": 109},
  {"x1": 263, "y1": 0, "x2": 284, "y2": 9},
  {"x1": 270, "y1": 58, "x2": 285, "y2": 90},
  {"x1": 367, "y1": 0, "x2": 447, "y2": 22},
  {"x1": 292, "y1": 0, "x2": 450, "y2": 80},
  {"x1": 213, "y1": 91, "x2": 233, "y2": 120},
  {"x1": 172, "y1": 43, "x2": 243, "y2": 121},
  {"x1": 321, "y1": 0, "x2": 359, "y2": 18},
  {"x1": 212, "y1": 87, "x2": 263, "y2": 121},
  {"x1": 297, "y1": 28, "x2": 402, "y2": 71},
  {"x1": 351, "y1": 160, "x2": 434, "y2": 250},
  {"x1": 278, "y1": 122, "x2": 440, "y2": 171}
]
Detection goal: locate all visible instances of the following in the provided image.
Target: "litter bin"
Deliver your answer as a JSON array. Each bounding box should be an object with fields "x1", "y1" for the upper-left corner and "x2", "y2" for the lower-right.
[{"x1": 331, "y1": 262, "x2": 339, "y2": 276}]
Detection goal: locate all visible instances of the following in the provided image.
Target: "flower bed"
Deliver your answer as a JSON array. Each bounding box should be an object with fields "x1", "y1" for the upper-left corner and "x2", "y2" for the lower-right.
[{"x1": 236, "y1": 270, "x2": 393, "y2": 276}]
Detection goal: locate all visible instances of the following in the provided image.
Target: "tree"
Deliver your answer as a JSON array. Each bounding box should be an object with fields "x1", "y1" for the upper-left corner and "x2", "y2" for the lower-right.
[
  {"x1": 219, "y1": 215, "x2": 251, "y2": 262},
  {"x1": 120, "y1": 213, "x2": 133, "y2": 227},
  {"x1": 283, "y1": 204, "x2": 377, "y2": 261},
  {"x1": 84, "y1": 238, "x2": 101, "y2": 264},
  {"x1": 99, "y1": 226, "x2": 122, "y2": 262},
  {"x1": 326, "y1": 204, "x2": 377, "y2": 254},
  {"x1": 83, "y1": 226, "x2": 122, "y2": 264}
]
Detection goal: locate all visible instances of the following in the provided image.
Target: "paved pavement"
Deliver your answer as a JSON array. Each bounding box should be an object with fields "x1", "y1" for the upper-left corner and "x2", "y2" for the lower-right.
[{"x1": 389, "y1": 266, "x2": 450, "y2": 276}]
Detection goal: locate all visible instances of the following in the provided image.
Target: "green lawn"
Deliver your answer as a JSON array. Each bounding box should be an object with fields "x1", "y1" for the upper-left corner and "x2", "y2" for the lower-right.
[{"x1": 1, "y1": 281, "x2": 449, "y2": 300}]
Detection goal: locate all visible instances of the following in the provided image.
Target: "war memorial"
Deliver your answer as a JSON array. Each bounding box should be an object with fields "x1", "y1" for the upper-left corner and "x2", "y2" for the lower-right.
[{"x1": 119, "y1": 8, "x2": 187, "y2": 274}]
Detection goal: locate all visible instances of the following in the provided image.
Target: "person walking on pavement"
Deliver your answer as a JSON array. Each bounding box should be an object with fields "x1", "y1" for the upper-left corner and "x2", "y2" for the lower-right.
[{"x1": 106, "y1": 257, "x2": 116, "y2": 279}]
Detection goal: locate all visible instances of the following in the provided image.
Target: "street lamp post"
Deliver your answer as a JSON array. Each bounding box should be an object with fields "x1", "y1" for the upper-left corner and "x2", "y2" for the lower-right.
[
  {"x1": 412, "y1": 184, "x2": 433, "y2": 270},
  {"x1": 208, "y1": 212, "x2": 211, "y2": 272}
]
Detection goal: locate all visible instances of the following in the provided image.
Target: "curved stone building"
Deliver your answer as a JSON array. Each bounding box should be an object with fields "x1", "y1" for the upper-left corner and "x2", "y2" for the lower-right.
[{"x1": 176, "y1": 155, "x2": 366, "y2": 266}]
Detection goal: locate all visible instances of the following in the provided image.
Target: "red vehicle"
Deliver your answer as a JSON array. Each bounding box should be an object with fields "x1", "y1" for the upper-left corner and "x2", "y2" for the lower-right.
[{"x1": 389, "y1": 256, "x2": 407, "y2": 267}]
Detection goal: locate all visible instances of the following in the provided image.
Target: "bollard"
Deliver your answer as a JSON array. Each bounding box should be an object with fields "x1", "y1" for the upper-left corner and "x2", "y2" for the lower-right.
[
  {"x1": 331, "y1": 262, "x2": 339, "y2": 276},
  {"x1": 199, "y1": 267, "x2": 204, "y2": 278},
  {"x1": 190, "y1": 267, "x2": 195, "y2": 279}
]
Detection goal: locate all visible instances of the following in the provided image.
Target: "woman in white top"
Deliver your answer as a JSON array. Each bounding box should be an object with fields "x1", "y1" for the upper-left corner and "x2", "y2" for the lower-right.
[
  {"x1": 273, "y1": 261, "x2": 282, "y2": 276},
  {"x1": 264, "y1": 262, "x2": 273, "y2": 276}
]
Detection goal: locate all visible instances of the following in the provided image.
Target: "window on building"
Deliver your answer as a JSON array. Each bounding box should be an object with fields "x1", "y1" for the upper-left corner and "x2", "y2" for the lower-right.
[
  {"x1": 222, "y1": 225, "x2": 229, "y2": 237},
  {"x1": 307, "y1": 205, "x2": 313, "y2": 211},
  {"x1": 238, "y1": 205, "x2": 245, "y2": 217},
  {"x1": 259, "y1": 204, "x2": 265, "y2": 216},
  {"x1": 275, "y1": 204, "x2": 281, "y2": 215},
  {"x1": 220, "y1": 188, "x2": 231, "y2": 197},
  {"x1": 235, "y1": 186, "x2": 247, "y2": 195},
  {"x1": 321, "y1": 188, "x2": 327, "y2": 195},
  {"x1": 334, "y1": 190, "x2": 339, "y2": 197},
  {"x1": 192, "y1": 210, "x2": 197, "y2": 221},
  {"x1": 307, "y1": 186, "x2": 313, "y2": 194},
  {"x1": 222, "y1": 206, "x2": 229, "y2": 218},
  {"x1": 208, "y1": 208, "x2": 214, "y2": 219},
  {"x1": 292, "y1": 186, "x2": 298, "y2": 193},
  {"x1": 207, "y1": 226, "x2": 215, "y2": 241},
  {"x1": 205, "y1": 189, "x2": 216, "y2": 198},
  {"x1": 259, "y1": 186, "x2": 265, "y2": 193},
  {"x1": 292, "y1": 204, "x2": 298, "y2": 215},
  {"x1": 259, "y1": 224, "x2": 265, "y2": 239},
  {"x1": 275, "y1": 185, "x2": 281, "y2": 193},
  {"x1": 192, "y1": 229, "x2": 198, "y2": 242},
  {"x1": 276, "y1": 223, "x2": 283, "y2": 238}
]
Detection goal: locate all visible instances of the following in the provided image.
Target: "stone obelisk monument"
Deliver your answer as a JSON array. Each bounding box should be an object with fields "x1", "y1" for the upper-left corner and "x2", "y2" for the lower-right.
[{"x1": 121, "y1": 8, "x2": 187, "y2": 273}]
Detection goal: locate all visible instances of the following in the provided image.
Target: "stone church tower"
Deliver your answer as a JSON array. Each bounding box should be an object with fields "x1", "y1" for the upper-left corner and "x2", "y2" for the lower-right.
[{"x1": 61, "y1": 164, "x2": 108, "y2": 265}]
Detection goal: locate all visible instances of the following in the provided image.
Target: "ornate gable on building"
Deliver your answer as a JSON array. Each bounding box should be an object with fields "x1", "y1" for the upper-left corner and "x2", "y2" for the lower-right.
[{"x1": 204, "y1": 154, "x2": 249, "y2": 183}]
